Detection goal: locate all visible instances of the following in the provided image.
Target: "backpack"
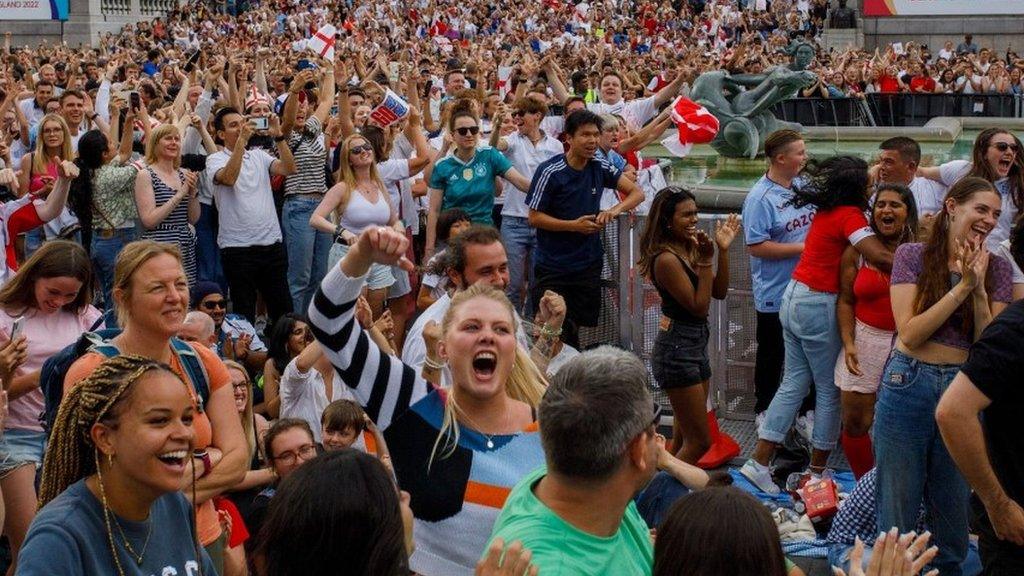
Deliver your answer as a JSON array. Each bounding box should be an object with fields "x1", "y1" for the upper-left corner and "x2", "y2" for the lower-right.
[{"x1": 39, "y1": 324, "x2": 211, "y2": 436}]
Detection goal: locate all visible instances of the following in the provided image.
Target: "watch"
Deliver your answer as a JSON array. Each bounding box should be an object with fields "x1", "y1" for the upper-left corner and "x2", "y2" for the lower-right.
[
  {"x1": 194, "y1": 449, "x2": 213, "y2": 479},
  {"x1": 274, "y1": 135, "x2": 287, "y2": 143}
]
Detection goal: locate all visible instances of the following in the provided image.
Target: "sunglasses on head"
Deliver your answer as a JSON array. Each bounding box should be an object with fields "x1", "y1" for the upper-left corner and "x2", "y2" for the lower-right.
[
  {"x1": 201, "y1": 299, "x2": 227, "y2": 310},
  {"x1": 349, "y1": 144, "x2": 373, "y2": 155},
  {"x1": 454, "y1": 126, "x2": 480, "y2": 136},
  {"x1": 992, "y1": 142, "x2": 1019, "y2": 153}
]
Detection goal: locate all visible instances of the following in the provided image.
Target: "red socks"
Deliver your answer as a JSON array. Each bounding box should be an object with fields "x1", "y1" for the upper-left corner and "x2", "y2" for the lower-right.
[{"x1": 842, "y1": 431, "x2": 874, "y2": 479}]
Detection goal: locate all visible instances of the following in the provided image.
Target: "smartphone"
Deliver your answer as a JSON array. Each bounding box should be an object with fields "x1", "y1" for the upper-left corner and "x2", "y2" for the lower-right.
[
  {"x1": 389, "y1": 62, "x2": 401, "y2": 83},
  {"x1": 9, "y1": 316, "x2": 23, "y2": 342},
  {"x1": 330, "y1": 104, "x2": 339, "y2": 116},
  {"x1": 129, "y1": 91, "x2": 141, "y2": 111},
  {"x1": 250, "y1": 116, "x2": 269, "y2": 130},
  {"x1": 183, "y1": 50, "x2": 201, "y2": 73},
  {"x1": 297, "y1": 59, "x2": 315, "y2": 71}
]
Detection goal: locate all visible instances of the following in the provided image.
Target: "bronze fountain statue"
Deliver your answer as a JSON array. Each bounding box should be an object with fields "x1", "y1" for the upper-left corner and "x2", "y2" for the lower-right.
[{"x1": 689, "y1": 40, "x2": 818, "y2": 158}]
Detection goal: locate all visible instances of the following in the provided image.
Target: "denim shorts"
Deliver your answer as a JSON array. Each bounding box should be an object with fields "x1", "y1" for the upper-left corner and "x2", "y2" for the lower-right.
[
  {"x1": 651, "y1": 318, "x2": 711, "y2": 389},
  {"x1": 328, "y1": 242, "x2": 395, "y2": 290},
  {"x1": 0, "y1": 428, "x2": 47, "y2": 478}
]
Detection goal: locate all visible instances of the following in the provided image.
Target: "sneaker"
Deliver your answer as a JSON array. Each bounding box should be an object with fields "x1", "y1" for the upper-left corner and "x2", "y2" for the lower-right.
[{"x1": 739, "y1": 459, "x2": 780, "y2": 495}]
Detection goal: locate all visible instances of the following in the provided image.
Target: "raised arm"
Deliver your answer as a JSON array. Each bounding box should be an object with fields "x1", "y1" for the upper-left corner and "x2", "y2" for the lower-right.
[
  {"x1": 308, "y1": 227, "x2": 426, "y2": 429},
  {"x1": 36, "y1": 160, "x2": 76, "y2": 222}
]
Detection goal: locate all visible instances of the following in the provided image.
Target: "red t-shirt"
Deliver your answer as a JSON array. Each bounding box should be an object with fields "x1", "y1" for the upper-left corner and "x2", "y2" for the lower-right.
[
  {"x1": 792, "y1": 206, "x2": 873, "y2": 294},
  {"x1": 878, "y1": 75, "x2": 900, "y2": 93},
  {"x1": 910, "y1": 76, "x2": 936, "y2": 93}
]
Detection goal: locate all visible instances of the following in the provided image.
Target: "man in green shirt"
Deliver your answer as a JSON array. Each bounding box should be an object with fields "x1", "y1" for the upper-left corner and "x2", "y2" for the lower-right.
[{"x1": 486, "y1": 346, "x2": 659, "y2": 575}]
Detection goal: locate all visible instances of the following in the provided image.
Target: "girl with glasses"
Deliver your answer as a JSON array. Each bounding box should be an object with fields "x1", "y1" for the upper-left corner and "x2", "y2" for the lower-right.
[
  {"x1": 918, "y1": 128, "x2": 1024, "y2": 249},
  {"x1": 424, "y1": 104, "x2": 533, "y2": 261},
  {"x1": 242, "y1": 418, "x2": 319, "y2": 567},
  {"x1": 311, "y1": 134, "x2": 402, "y2": 321}
]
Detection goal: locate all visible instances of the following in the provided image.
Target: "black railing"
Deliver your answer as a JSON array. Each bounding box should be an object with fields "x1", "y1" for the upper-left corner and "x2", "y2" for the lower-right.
[
  {"x1": 768, "y1": 93, "x2": 1024, "y2": 127},
  {"x1": 865, "y1": 93, "x2": 1021, "y2": 126},
  {"x1": 770, "y1": 97, "x2": 875, "y2": 127}
]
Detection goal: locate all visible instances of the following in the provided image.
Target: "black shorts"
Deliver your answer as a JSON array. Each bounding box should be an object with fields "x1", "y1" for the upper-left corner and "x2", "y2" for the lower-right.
[
  {"x1": 651, "y1": 318, "x2": 711, "y2": 389},
  {"x1": 531, "y1": 263, "x2": 603, "y2": 327}
]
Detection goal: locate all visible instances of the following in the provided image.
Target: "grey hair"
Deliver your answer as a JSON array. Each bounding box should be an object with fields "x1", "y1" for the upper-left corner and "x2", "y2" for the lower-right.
[
  {"x1": 184, "y1": 310, "x2": 215, "y2": 341},
  {"x1": 538, "y1": 346, "x2": 653, "y2": 482},
  {"x1": 599, "y1": 113, "x2": 619, "y2": 131}
]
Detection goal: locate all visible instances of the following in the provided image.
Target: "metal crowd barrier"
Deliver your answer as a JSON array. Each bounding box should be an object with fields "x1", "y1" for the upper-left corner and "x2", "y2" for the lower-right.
[
  {"x1": 581, "y1": 213, "x2": 759, "y2": 420},
  {"x1": 766, "y1": 94, "x2": 1024, "y2": 128},
  {"x1": 865, "y1": 93, "x2": 1022, "y2": 127},
  {"x1": 770, "y1": 97, "x2": 876, "y2": 127}
]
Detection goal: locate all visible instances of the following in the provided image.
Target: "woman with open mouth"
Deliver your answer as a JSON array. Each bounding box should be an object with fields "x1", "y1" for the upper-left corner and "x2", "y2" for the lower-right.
[
  {"x1": 741, "y1": 156, "x2": 895, "y2": 495},
  {"x1": 918, "y1": 127, "x2": 1024, "y2": 249},
  {"x1": 833, "y1": 184, "x2": 918, "y2": 480},
  {"x1": 308, "y1": 226, "x2": 555, "y2": 576},
  {"x1": 20, "y1": 355, "x2": 217, "y2": 575},
  {"x1": 875, "y1": 176, "x2": 1014, "y2": 573},
  {"x1": 637, "y1": 187, "x2": 741, "y2": 465}
]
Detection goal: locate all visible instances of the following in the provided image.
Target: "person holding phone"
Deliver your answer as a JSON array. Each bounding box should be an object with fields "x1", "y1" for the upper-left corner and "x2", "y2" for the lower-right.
[
  {"x1": 279, "y1": 65, "x2": 335, "y2": 314},
  {"x1": 0, "y1": 240, "x2": 101, "y2": 572}
]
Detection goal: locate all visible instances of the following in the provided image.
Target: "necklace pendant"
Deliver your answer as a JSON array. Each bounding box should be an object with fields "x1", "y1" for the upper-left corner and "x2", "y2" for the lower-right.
[
  {"x1": 137, "y1": 557, "x2": 144, "y2": 567},
  {"x1": 486, "y1": 439, "x2": 494, "y2": 449}
]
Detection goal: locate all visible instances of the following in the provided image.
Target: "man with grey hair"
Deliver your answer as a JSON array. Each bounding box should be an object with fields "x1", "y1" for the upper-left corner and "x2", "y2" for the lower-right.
[
  {"x1": 179, "y1": 310, "x2": 218, "y2": 351},
  {"x1": 484, "y1": 346, "x2": 658, "y2": 575}
]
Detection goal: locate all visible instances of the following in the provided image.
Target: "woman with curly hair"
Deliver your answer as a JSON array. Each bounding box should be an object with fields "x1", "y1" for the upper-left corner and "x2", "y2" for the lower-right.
[{"x1": 740, "y1": 156, "x2": 893, "y2": 494}]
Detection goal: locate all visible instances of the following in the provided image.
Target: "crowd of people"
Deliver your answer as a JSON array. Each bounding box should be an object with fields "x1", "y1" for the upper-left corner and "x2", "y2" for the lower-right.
[{"x1": 0, "y1": 0, "x2": 1022, "y2": 574}]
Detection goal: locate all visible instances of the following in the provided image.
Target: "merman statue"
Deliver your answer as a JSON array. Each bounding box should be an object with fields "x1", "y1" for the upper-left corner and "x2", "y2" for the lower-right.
[{"x1": 689, "y1": 40, "x2": 817, "y2": 158}]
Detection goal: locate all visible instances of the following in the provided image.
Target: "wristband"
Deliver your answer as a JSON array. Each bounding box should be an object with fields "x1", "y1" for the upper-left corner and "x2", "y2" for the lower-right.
[
  {"x1": 274, "y1": 135, "x2": 287, "y2": 143},
  {"x1": 540, "y1": 324, "x2": 563, "y2": 339},
  {"x1": 423, "y1": 356, "x2": 445, "y2": 370},
  {"x1": 88, "y1": 112, "x2": 99, "y2": 121},
  {"x1": 194, "y1": 450, "x2": 213, "y2": 479}
]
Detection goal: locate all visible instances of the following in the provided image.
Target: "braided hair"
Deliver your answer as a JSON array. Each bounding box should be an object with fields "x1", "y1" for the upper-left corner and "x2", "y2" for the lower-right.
[{"x1": 39, "y1": 355, "x2": 198, "y2": 576}]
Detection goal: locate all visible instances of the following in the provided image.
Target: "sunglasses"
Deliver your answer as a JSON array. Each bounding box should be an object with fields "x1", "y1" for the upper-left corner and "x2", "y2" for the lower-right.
[
  {"x1": 454, "y1": 126, "x2": 480, "y2": 136},
  {"x1": 201, "y1": 299, "x2": 227, "y2": 310},
  {"x1": 991, "y1": 142, "x2": 1019, "y2": 153},
  {"x1": 349, "y1": 144, "x2": 373, "y2": 155}
]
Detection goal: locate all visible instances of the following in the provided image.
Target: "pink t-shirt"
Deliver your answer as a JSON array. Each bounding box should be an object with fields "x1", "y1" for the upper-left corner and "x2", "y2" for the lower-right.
[{"x1": 1, "y1": 305, "x2": 102, "y2": 432}]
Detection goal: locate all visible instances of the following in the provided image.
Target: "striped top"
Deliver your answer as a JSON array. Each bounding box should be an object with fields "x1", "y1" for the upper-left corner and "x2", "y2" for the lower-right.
[
  {"x1": 309, "y1": 266, "x2": 545, "y2": 576},
  {"x1": 142, "y1": 167, "x2": 197, "y2": 285},
  {"x1": 283, "y1": 116, "x2": 327, "y2": 196}
]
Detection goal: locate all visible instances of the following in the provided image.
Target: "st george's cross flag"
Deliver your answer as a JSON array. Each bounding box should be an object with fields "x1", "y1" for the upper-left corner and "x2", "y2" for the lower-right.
[
  {"x1": 370, "y1": 89, "x2": 411, "y2": 128},
  {"x1": 307, "y1": 24, "x2": 337, "y2": 61},
  {"x1": 660, "y1": 96, "x2": 720, "y2": 158}
]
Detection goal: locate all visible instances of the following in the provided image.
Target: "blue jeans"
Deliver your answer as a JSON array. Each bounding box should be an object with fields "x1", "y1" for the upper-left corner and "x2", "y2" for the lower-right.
[
  {"x1": 91, "y1": 227, "x2": 139, "y2": 311},
  {"x1": 829, "y1": 539, "x2": 982, "y2": 576},
  {"x1": 875, "y1": 350, "x2": 969, "y2": 576},
  {"x1": 760, "y1": 280, "x2": 841, "y2": 451},
  {"x1": 196, "y1": 202, "x2": 227, "y2": 293},
  {"x1": 501, "y1": 216, "x2": 535, "y2": 315},
  {"x1": 635, "y1": 471, "x2": 692, "y2": 529},
  {"x1": 282, "y1": 196, "x2": 331, "y2": 313}
]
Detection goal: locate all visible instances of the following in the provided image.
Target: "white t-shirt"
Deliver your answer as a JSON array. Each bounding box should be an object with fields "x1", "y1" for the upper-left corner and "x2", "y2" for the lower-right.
[
  {"x1": 939, "y1": 160, "x2": 1019, "y2": 249},
  {"x1": 500, "y1": 131, "x2": 564, "y2": 218},
  {"x1": 280, "y1": 356, "x2": 355, "y2": 443},
  {"x1": 908, "y1": 176, "x2": 948, "y2": 218},
  {"x1": 994, "y1": 239, "x2": 1024, "y2": 287},
  {"x1": 205, "y1": 147, "x2": 283, "y2": 248},
  {"x1": 587, "y1": 96, "x2": 659, "y2": 130}
]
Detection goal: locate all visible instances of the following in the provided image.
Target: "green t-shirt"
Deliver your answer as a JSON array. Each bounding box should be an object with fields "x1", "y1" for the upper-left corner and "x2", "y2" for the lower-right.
[
  {"x1": 428, "y1": 146, "x2": 512, "y2": 225},
  {"x1": 486, "y1": 467, "x2": 654, "y2": 576}
]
